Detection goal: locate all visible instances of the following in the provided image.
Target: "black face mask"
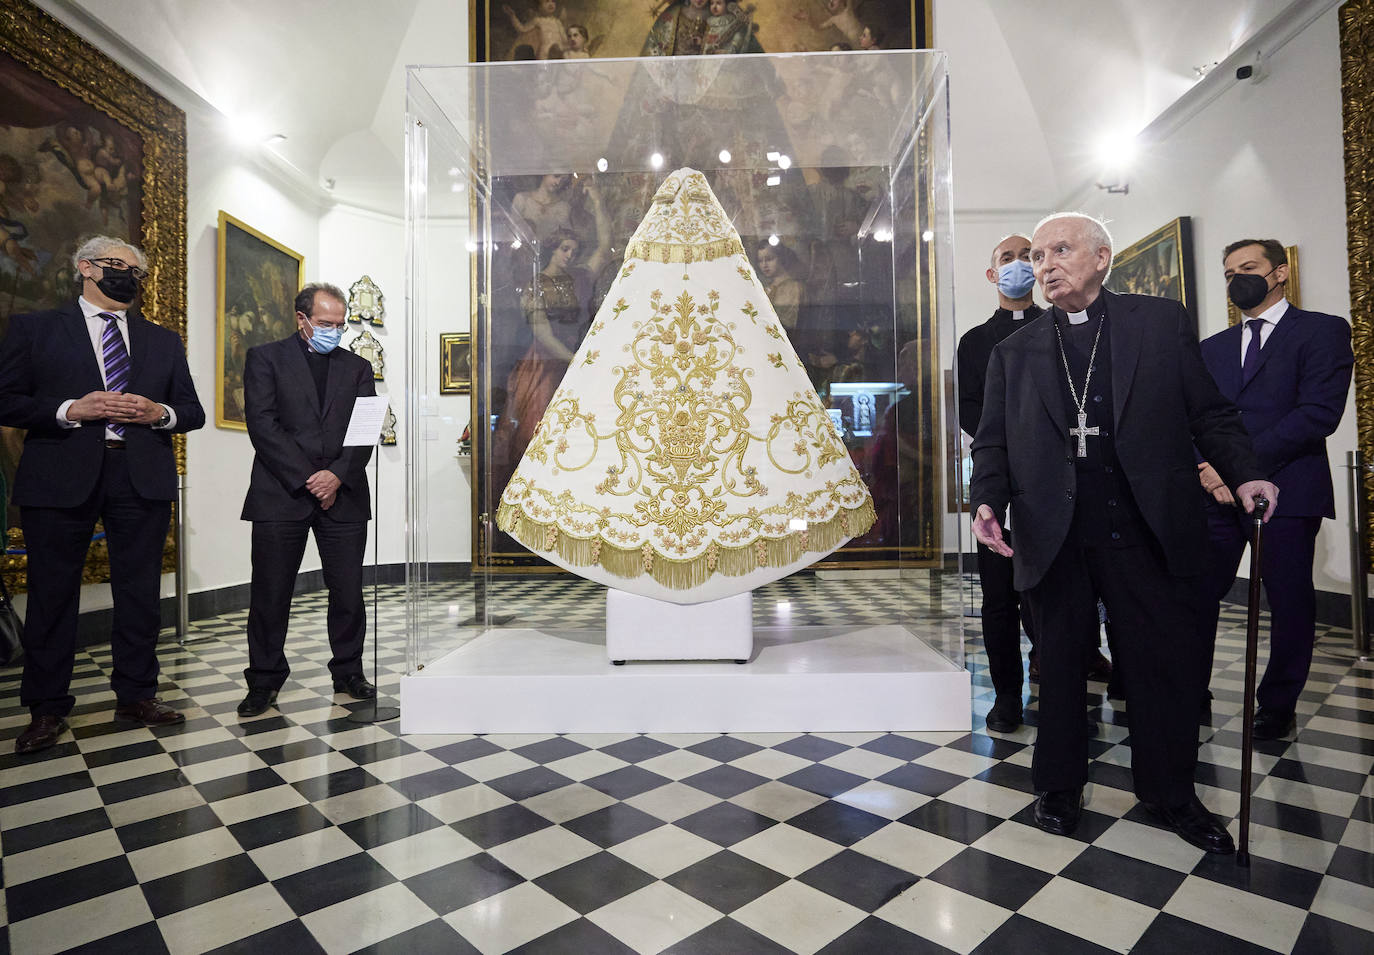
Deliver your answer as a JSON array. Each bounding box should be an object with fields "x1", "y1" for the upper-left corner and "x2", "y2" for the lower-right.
[
  {"x1": 1227, "y1": 268, "x2": 1277, "y2": 311},
  {"x1": 94, "y1": 268, "x2": 140, "y2": 304}
]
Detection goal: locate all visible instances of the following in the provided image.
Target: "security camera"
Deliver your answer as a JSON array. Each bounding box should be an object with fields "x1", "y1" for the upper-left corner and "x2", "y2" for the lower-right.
[
  {"x1": 1235, "y1": 64, "x2": 1254, "y2": 80},
  {"x1": 1235, "y1": 61, "x2": 1266, "y2": 83}
]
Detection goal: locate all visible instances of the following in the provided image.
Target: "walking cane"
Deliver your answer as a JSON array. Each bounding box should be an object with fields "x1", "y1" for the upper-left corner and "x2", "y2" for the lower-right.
[{"x1": 1237, "y1": 496, "x2": 1269, "y2": 867}]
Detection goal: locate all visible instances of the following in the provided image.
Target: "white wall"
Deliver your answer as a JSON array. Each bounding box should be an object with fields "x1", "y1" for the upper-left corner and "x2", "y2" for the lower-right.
[{"x1": 1075, "y1": 7, "x2": 1355, "y2": 595}]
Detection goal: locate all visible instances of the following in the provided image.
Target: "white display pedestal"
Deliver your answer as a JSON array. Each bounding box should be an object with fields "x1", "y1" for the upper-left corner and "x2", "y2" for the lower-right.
[
  {"x1": 606, "y1": 591, "x2": 752, "y2": 663},
  {"x1": 400, "y1": 623, "x2": 971, "y2": 735}
]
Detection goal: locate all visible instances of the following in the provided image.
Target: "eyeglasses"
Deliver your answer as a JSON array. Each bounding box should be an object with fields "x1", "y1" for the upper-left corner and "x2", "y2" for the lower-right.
[{"x1": 90, "y1": 257, "x2": 148, "y2": 281}]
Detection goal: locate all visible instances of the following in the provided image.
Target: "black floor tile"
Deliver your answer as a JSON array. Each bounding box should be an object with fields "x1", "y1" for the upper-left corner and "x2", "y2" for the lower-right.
[
  {"x1": 974, "y1": 760, "x2": 1035, "y2": 794},
  {"x1": 1326, "y1": 844, "x2": 1374, "y2": 889},
  {"x1": 819, "y1": 915, "x2": 951, "y2": 954},
  {"x1": 0, "y1": 769, "x2": 93, "y2": 808},
  {"x1": 289, "y1": 766, "x2": 379, "y2": 802},
  {"x1": 860, "y1": 734, "x2": 939, "y2": 762},
  {"x1": 3, "y1": 806, "x2": 111, "y2": 855},
  {"x1": 1243, "y1": 797, "x2": 1350, "y2": 843},
  {"x1": 901, "y1": 800, "x2": 1004, "y2": 845},
  {"x1": 387, "y1": 767, "x2": 475, "y2": 801},
  {"x1": 252, "y1": 738, "x2": 335, "y2": 765},
  {"x1": 973, "y1": 913, "x2": 1114, "y2": 954},
  {"x1": 666, "y1": 917, "x2": 795, "y2": 954},
  {"x1": 877, "y1": 763, "x2": 966, "y2": 797},
  {"x1": 675, "y1": 802, "x2": 777, "y2": 847},
  {"x1": 273, "y1": 852, "x2": 397, "y2": 916},
  {"x1": 583, "y1": 765, "x2": 673, "y2": 800},
  {"x1": 798, "y1": 849, "x2": 920, "y2": 910},
  {"x1": 1130, "y1": 912, "x2": 1276, "y2": 954},
  {"x1": 339, "y1": 803, "x2": 446, "y2": 849},
  {"x1": 337, "y1": 739, "x2": 417, "y2": 766},
  {"x1": 926, "y1": 846, "x2": 1054, "y2": 910},
  {"x1": 1014, "y1": 802, "x2": 1118, "y2": 844},
  {"x1": 166, "y1": 738, "x2": 253, "y2": 767},
  {"x1": 79, "y1": 739, "x2": 166, "y2": 768},
  {"x1": 1060, "y1": 846, "x2": 1187, "y2": 908},
  {"x1": 403, "y1": 852, "x2": 525, "y2": 914},
  {"x1": 227, "y1": 804, "x2": 334, "y2": 851},
  {"x1": 1267, "y1": 756, "x2": 1369, "y2": 793},
  {"x1": 949, "y1": 732, "x2": 1025, "y2": 760},
  {"x1": 428, "y1": 737, "x2": 505, "y2": 764},
  {"x1": 779, "y1": 764, "x2": 867, "y2": 798},
  {"x1": 773, "y1": 734, "x2": 850, "y2": 762},
  {"x1": 355, "y1": 918, "x2": 480, "y2": 954},
  {"x1": 140, "y1": 853, "x2": 266, "y2": 918},
  {"x1": 205, "y1": 919, "x2": 328, "y2": 955},
  {"x1": 485, "y1": 766, "x2": 576, "y2": 801},
  {"x1": 680, "y1": 764, "x2": 769, "y2": 799},
  {"x1": 1292, "y1": 912, "x2": 1374, "y2": 955},
  {"x1": 664, "y1": 850, "x2": 788, "y2": 914},
  {"x1": 686, "y1": 736, "x2": 763, "y2": 763},
  {"x1": 534, "y1": 851, "x2": 656, "y2": 914},
  {"x1": 598, "y1": 735, "x2": 676, "y2": 764},
  {"x1": 65, "y1": 920, "x2": 171, "y2": 955},
  {"x1": 5, "y1": 855, "x2": 138, "y2": 922},
  {"x1": 451, "y1": 803, "x2": 553, "y2": 849},
  {"x1": 788, "y1": 800, "x2": 890, "y2": 847},
  {"x1": 511, "y1": 736, "x2": 589, "y2": 764},
  {"x1": 561, "y1": 802, "x2": 664, "y2": 848},
  {"x1": 509, "y1": 917, "x2": 638, "y2": 954}
]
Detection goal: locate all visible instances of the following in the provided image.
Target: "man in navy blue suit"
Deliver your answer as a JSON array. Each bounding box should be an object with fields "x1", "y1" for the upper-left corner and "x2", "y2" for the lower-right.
[
  {"x1": 1196, "y1": 238, "x2": 1353, "y2": 740},
  {"x1": 0, "y1": 235, "x2": 205, "y2": 753}
]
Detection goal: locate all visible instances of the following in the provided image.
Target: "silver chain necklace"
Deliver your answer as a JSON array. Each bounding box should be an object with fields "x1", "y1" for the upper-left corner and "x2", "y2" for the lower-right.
[{"x1": 1053, "y1": 317, "x2": 1104, "y2": 458}]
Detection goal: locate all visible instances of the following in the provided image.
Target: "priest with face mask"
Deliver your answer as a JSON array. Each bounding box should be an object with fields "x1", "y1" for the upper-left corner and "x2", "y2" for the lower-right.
[
  {"x1": 1195, "y1": 239, "x2": 1353, "y2": 741},
  {"x1": 0, "y1": 235, "x2": 205, "y2": 753},
  {"x1": 237, "y1": 282, "x2": 378, "y2": 718}
]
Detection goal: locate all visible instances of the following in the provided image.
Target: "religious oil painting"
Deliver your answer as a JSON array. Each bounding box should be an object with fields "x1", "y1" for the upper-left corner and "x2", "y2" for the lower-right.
[
  {"x1": 1226, "y1": 245, "x2": 1300, "y2": 327},
  {"x1": 1106, "y1": 216, "x2": 1196, "y2": 321},
  {"x1": 216, "y1": 211, "x2": 305, "y2": 430},
  {"x1": 0, "y1": 0, "x2": 187, "y2": 591},
  {"x1": 465, "y1": 2, "x2": 939, "y2": 574}
]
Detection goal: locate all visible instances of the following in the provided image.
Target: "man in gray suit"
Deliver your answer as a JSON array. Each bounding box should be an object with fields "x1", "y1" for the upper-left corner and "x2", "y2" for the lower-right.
[
  {"x1": 970, "y1": 213, "x2": 1277, "y2": 853},
  {"x1": 238, "y1": 282, "x2": 376, "y2": 716}
]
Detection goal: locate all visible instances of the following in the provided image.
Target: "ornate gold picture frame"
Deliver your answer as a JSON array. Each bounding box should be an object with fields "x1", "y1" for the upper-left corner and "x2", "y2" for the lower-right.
[
  {"x1": 0, "y1": 0, "x2": 187, "y2": 591},
  {"x1": 215, "y1": 211, "x2": 305, "y2": 430},
  {"x1": 440, "y1": 332, "x2": 472, "y2": 395},
  {"x1": 1106, "y1": 216, "x2": 1196, "y2": 321}
]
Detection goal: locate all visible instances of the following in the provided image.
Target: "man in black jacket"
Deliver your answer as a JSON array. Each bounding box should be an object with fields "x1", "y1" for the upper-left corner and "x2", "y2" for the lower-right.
[
  {"x1": 0, "y1": 235, "x2": 204, "y2": 753},
  {"x1": 971, "y1": 213, "x2": 1277, "y2": 854},
  {"x1": 238, "y1": 283, "x2": 376, "y2": 717}
]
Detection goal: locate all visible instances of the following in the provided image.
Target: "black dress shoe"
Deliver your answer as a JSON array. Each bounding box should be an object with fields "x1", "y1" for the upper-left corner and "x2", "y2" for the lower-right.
[
  {"x1": 1143, "y1": 795, "x2": 1235, "y2": 854},
  {"x1": 1034, "y1": 787, "x2": 1083, "y2": 836},
  {"x1": 1252, "y1": 708, "x2": 1296, "y2": 740},
  {"x1": 985, "y1": 696, "x2": 1022, "y2": 734},
  {"x1": 15, "y1": 715, "x2": 68, "y2": 754},
  {"x1": 1086, "y1": 650, "x2": 1113, "y2": 682},
  {"x1": 114, "y1": 698, "x2": 186, "y2": 725},
  {"x1": 236, "y1": 688, "x2": 278, "y2": 717},
  {"x1": 333, "y1": 674, "x2": 377, "y2": 700}
]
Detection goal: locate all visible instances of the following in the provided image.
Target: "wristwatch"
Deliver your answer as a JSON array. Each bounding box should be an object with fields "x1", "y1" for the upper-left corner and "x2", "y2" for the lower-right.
[{"x1": 156, "y1": 408, "x2": 171, "y2": 428}]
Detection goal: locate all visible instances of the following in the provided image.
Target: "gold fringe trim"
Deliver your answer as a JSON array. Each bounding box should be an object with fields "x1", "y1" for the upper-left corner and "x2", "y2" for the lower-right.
[
  {"x1": 495, "y1": 498, "x2": 877, "y2": 591},
  {"x1": 624, "y1": 236, "x2": 745, "y2": 265}
]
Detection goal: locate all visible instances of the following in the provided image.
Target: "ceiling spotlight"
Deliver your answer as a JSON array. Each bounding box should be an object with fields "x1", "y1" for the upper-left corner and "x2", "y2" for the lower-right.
[
  {"x1": 922, "y1": 229, "x2": 934, "y2": 242},
  {"x1": 596, "y1": 157, "x2": 608, "y2": 172},
  {"x1": 766, "y1": 175, "x2": 781, "y2": 186},
  {"x1": 719, "y1": 149, "x2": 731, "y2": 164},
  {"x1": 511, "y1": 239, "x2": 522, "y2": 250},
  {"x1": 777, "y1": 155, "x2": 791, "y2": 170},
  {"x1": 768, "y1": 234, "x2": 779, "y2": 246},
  {"x1": 465, "y1": 240, "x2": 478, "y2": 252},
  {"x1": 650, "y1": 152, "x2": 664, "y2": 170},
  {"x1": 874, "y1": 228, "x2": 893, "y2": 243},
  {"x1": 448, "y1": 166, "x2": 461, "y2": 177},
  {"x1": 766, "y1": 150, "x2": 780, "y2": 162}
]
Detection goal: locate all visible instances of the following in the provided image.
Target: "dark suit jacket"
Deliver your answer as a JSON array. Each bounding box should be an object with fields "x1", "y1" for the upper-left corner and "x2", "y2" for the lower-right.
[
  {"x1": 240, "y1": 336, "x2": 375, "y2": 523},
  {"x1": 1199, "y1": 305, "x2": 1352, "y2": 519},
  {"x1": 956, "y1": 305, "x2": 1043, "y2": 437},
  {"x1": 0, "y1": 300, "x2": 204, "y2": 507},
  {"x1": 970, "y1": 290, "x2": 1262, "y2": 590}
]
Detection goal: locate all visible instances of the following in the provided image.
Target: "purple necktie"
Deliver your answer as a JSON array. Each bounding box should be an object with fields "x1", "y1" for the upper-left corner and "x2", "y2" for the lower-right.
[
  {"x1": 1240, "y1": 318, "x2": 1265, "y2": 387},
  {"x1": 100, "y1": 312, "x2": 130, "y2": 436}
]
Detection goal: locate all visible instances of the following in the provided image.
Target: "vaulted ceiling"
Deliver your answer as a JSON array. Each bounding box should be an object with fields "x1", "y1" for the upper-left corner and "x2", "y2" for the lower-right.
[{"x1": 46, "y1": 0, "x2": 1321, "y2": 215}]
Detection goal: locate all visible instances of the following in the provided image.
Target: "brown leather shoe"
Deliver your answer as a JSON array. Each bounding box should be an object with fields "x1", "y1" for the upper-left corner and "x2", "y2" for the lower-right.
[
  {"x1": 15, "y1": 715, "x2": 68, "y2": 754},
  {"x1": 114, "y1": 698, "x2": 186, "y2": 726}
]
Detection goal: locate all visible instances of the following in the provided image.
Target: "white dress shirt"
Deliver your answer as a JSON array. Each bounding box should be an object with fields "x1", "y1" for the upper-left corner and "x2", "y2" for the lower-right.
[
  {"x1": 1239, "y1": 298, "x2": 1290, "y2": 364},
  {"x1": 57, "y1": 296, "x2": 176, "y2": 437}
]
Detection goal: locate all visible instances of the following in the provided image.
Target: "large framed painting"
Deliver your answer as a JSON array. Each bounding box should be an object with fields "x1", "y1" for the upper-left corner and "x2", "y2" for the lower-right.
[
  {"x1": 1106, "y1": 216, "x2": 1197, "y2": 322},
  {"x1": 467, "y1": 1, "x2": 940, "y2": 574},
  {"x1": 0, "y1": 0, "x2": 187, "y2": 592},
  {"x1": 215, "y1": 211, "x2": 304, "y2": 429},
  {"x1": 1226, "y1": 245, "x2": 1301, "y2": 327}
]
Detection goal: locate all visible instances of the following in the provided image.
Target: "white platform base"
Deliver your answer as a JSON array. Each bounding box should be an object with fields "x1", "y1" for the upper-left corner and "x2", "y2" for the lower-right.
[
  {"x1": 606, "y1": 591, "x2": 753, "y2": 662},
  {"x1": 401, "y1": 624, "x2": 970, "y2": 734}
]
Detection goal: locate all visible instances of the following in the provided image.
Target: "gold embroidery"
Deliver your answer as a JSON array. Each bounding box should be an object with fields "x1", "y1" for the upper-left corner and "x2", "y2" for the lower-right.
[{"x1": 623, "y1": 169, "x2": 745, "y2": 264}]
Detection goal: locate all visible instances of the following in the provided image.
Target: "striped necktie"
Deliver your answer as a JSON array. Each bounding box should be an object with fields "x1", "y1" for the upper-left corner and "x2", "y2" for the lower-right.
[{"x1": 99, "y1": 312, "x2": 130, "y2": 437}]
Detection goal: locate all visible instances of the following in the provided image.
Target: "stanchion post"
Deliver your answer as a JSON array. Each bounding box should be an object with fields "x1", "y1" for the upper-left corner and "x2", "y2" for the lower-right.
[
  {"x1": 176, "y1": 474, "x2": 189, "y2": 646},
  {"x1": 1348, "y1": 450, "x2": 1371, "y2": 658}
]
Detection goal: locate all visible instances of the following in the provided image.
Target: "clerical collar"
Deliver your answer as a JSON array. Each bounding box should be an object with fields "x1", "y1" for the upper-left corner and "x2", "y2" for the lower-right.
[
  {"x1": 1058, "y1": 294, "x2": 1107, "y2": 327},
  {"x1": 1012, "y1": 309, "x2": 1026, "y2": 321}
]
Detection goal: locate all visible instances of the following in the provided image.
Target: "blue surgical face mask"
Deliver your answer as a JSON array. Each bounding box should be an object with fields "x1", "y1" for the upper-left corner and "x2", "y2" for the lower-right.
[
  {"x1": 997, "y1": 258, "x2": 1036, "y2": 298},
  {"x1": 307, "y1": 321, "x2": 343, "y2": 353}
]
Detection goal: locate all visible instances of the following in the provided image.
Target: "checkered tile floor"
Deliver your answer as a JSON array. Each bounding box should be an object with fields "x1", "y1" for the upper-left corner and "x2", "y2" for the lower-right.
[{"x1": 1, "y1": 579, "x2": 1371, "y2": 954}]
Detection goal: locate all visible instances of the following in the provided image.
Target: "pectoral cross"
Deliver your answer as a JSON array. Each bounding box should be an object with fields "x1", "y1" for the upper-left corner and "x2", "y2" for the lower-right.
[{"x1": 1069, "y1": 412, "x2": 1099, "y2": 458}]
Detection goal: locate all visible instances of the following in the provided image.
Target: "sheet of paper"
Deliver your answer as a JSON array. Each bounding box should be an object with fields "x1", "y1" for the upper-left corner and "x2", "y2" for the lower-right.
[{"x1": 343, "y1": 395, "x2": 390, "y2": 446}]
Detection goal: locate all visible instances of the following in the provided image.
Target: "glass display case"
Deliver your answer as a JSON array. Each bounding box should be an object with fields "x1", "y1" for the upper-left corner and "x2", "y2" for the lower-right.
[{"x1": 402, "y1": 50, "x2": 966, "y2": 733}]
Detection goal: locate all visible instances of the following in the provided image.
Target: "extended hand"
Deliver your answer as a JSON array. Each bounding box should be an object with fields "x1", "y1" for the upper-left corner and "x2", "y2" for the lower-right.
[
  {"x1": 306, "y1": 470, "x2": 342, "y2": 503},
  {"x1": 972, "y1": 504, "x2": 1013, "y2": 557},
  {"x1": 1235, "y1": 480, "x2": 1279, "y2": 522},
  {"x1": 66, "y1": 390, "x2": 123, "y2": 422},
  {"x1": 105, "y1": 393, "x2": 164, "y2": 425},
  {"x1": 1197, "y1": 462, "x2": 1235, "y2": 505}
]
